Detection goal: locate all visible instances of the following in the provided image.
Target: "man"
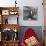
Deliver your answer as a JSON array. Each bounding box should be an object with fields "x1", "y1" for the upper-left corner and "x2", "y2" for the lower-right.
[{"x1": 21, "y1": 28, "x2": 41, "y2": 46}]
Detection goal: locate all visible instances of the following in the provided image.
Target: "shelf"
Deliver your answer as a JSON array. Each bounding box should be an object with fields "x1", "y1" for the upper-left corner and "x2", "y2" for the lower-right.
[
  {"x1": 2, "y1": 40, "x2": 19, "y2": 43},
  {"x1": 0, "y1": 7, "x2": 19, "y2": 16},
  {"x1": 0, "y1": 24, "x2": 19, "y2": 32},
  {"x1": 0, "y1": 7, "x2": 19, "y2": 15},
  {"x1": 1, "y1": 14, "x2": 19, "y2": 16},
  {"x1": 0, "y1": 7, "x2": 19, "y2": 46},
  {"x1": 0, "y1": 7, "x2": 19, "y2": 24},
  {"x1": 0, "y1": 7, "x2": 19, "y2": 10}
]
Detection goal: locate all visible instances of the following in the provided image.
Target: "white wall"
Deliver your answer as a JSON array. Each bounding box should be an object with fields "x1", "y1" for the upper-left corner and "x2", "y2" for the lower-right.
[
  {"x1": 0, "y1": 0, "x2": 15, "y2": 7},
  {"x1": 0, "y1": 0, "x2": 44, "y2": 26}
]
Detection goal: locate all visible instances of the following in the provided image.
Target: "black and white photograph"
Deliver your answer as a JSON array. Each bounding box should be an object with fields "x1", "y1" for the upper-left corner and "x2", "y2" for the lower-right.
[{"x1": 23, "y1": 6, "x2": 38, "y2": 20}]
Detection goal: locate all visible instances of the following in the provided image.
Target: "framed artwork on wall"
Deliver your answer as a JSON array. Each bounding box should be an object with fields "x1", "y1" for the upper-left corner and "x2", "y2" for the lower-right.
[
  {"x1": 23, "y1": 6, "x2": 38, "y2": 21},
  {"x1": 2, "y1": 10, "x2": 9, "y2": 15}
]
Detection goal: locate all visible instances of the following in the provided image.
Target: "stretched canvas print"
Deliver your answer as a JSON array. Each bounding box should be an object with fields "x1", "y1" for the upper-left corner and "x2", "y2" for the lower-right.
[{"x1": 23, "y1": 6, "x2": 38, "y2": 20}]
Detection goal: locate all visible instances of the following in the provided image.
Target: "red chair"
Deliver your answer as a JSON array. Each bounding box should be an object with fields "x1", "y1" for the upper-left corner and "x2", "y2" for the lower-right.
[{"x1": 21, "y1": 28, "x2": 41, "y2": 46}]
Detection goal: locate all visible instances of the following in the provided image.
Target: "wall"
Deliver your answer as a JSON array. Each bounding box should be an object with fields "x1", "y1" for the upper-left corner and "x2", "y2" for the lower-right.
[{"x1": 0, "y1": 0, "x2": 15, "y2": 7}]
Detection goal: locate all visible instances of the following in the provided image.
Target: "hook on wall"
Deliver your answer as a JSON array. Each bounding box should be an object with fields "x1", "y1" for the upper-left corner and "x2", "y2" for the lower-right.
[{"x1": 15, "y1": 0, "x2": 17, "y2": 7}]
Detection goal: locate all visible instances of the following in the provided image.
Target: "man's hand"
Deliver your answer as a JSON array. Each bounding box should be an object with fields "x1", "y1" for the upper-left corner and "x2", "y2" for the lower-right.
[{"x1": 25, "y1": 36, "x2": 38, "y2": 46}]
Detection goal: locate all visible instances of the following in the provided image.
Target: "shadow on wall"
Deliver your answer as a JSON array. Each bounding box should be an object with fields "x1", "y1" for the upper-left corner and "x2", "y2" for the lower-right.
[{"x1": 18, "y1": 26, "x2": 43, "y2": 44}]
